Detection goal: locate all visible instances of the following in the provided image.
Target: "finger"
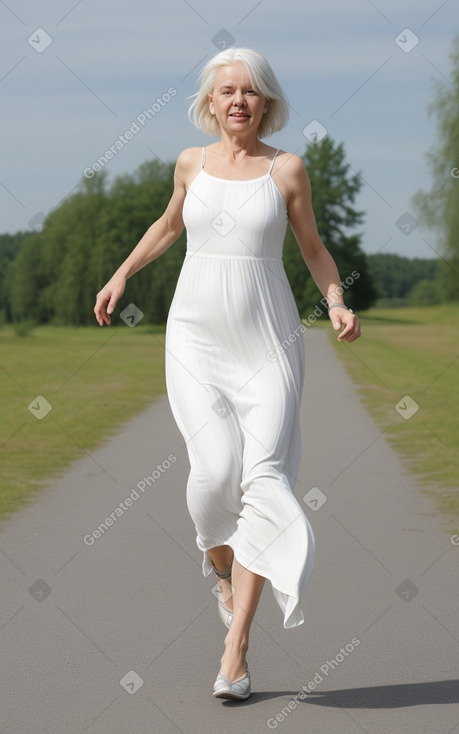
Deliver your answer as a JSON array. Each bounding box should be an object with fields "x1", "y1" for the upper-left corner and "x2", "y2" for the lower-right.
[
  {"x1": 338, "y1": 320, "x2": 361, "y2": 342},
  {"x1": 335, "y1": 316, "x2": 350, "y2": 336},
  {"x1": 107, "y1": 297, "x2": 117, "y2": 315},
  {"x1": 100, "y1": 308, "x2": 110, "y2": 325},
  {"x1": 94, "y1": 295, "x2": 111, "y2": 326},
  {"x1": 100, "y1": 303, "x2": 111, "y2": 325},
  {"x1": 341, "y1": 330, "x2": 358, "y2": 342},
  {"x1": 337, "y1": 327, "x2": 352, "y2": 341},
  {"x1": 95, "y1": 310, "x2": 109, "y2": 326},
  {"x1": 336, "y1": 317, "x2": 358, "y2": 341}
]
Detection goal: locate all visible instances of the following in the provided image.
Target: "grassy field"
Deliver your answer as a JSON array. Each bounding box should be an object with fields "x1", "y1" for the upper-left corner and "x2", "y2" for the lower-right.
[
  {"x1": 330, "y1": 305, "x2": 459, "y2": 524},
  {"x1": 0, "y1": 323, "x2": 167, "y2": 522},
  {"x1": 1, "y1": 306, "x2": 458, "y2": 527}
]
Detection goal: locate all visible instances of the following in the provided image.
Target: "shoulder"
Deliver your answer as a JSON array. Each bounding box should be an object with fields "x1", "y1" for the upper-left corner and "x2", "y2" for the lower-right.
[
  {"x1": 274, "y1": 151, "x2": 308, "y2": 180},
  {"x1": 176, "y1": 146, "x2": 202, "y2": 167},
  {"x1": 273, "y1": 151, "x2": 311, "y2": 208},
  {"x1": 174, "y1": 147, "x2": 203, "y2": 188}
]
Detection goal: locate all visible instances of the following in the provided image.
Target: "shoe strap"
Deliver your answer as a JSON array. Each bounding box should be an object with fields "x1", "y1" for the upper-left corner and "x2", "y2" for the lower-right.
[{"x1": 218, "y1": 670, "x2": 248, "y2": 684}]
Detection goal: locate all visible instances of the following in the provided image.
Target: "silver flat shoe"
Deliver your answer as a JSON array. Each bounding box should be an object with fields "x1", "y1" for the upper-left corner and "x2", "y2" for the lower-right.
[
  {"x1": 213, "y1": 668, "x2": 251, "y2": 700},
  {"x1": 217, "y1": 589, "x2": 233, "y2": 629},
  {"x1": 211, "y1": 559, "x2": 233, "y2": 630}
]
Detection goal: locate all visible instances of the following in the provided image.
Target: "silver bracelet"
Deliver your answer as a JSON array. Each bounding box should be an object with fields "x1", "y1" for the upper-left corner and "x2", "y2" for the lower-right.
[{"x1": 328, "y1": 303, "x2": 353, "y2": 314}]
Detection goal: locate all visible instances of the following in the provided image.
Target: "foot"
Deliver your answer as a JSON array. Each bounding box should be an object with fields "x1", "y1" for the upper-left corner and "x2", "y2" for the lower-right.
[
  {"x1": 219, "y1": 640, "x2": 248, "y2": 682},
  {"x1": 213, "y1": 668, "x2": 251, "y2": 699},
  {"x1": 218, "y1": 577, "x2": 233, "y2": 611}
]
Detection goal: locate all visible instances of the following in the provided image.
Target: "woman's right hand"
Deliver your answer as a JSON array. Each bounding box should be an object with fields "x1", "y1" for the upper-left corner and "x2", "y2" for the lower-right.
[{"x1": 94, "y1": 274, "x2": 126, "y2": 326}]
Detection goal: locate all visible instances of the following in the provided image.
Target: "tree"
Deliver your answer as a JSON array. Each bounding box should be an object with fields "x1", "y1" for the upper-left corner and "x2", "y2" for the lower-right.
[
  {"x1": 8, "y1": 232, "x2": 47, "y2": 324},
  {"x1": 4, "y1": 140, "x2": 375, "y2": 325},
  {"x1": 367, "y1": 252, "x2": 439, "y2": 301},
  {"x1": 283, "y1": 137, "x2": 377, "y2": 315},
  {"x1": 93, "y1": 159, "x2": 186, "y2": 325},
  {"x1": 409, "y1": 279, "x2": 443, "y2": 306},
  {"x1": 6, "y1": 161, "x2": 186, "y2": 326},
  {"x1": 411, "y1": 34, "x2": 459, "y2": 301},
  {"x1": 0, "y1": 232, "x2": 29, "y2": 323}
]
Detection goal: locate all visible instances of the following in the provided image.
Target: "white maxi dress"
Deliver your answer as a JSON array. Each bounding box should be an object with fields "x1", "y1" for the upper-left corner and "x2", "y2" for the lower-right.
[{"x1": 165, "y1": 147, "x2": 315, "y2": 628}]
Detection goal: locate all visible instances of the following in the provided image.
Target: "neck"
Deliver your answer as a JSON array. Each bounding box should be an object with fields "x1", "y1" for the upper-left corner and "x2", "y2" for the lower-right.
[{"x1": 216, "y1": 133, "x2": 262, "y2": 161}]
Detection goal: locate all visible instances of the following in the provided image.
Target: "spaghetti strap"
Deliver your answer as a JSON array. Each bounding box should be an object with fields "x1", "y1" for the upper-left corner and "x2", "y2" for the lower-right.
[
  {"x1": 201, "y1": 146, "x2": 206, "y2": 169},
  {"x1": 268, "y1": 148, "x2": 280, "y2": 176}
]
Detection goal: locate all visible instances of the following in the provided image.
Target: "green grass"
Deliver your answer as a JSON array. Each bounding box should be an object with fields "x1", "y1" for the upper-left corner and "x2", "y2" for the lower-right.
[
  {"x1": 0, "y1": 324, "x2": 167, "y2": 523},
  {"x1": 2, "y1": 307, "x2": 458, "y2": 529},
  {"x1": 330, "y1": 305, "x2": 459, "y2": 525}
]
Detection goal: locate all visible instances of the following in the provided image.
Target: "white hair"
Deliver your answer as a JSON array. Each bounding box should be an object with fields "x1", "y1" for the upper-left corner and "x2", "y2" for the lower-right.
[{"x1": 187, "y1": 47, "x2": 290, "y2": 139}]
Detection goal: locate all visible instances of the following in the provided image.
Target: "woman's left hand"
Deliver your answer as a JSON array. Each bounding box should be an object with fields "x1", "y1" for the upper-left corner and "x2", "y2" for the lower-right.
[{"x1": 330, "y1": 308, "x2": 361, "y2": 342}]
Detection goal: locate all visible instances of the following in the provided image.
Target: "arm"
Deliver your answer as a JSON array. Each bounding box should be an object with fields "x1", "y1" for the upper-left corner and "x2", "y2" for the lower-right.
[
  {"x1": 284, "y1": 155, "x2": 361, "y2": 343},
  {"x1": 94, "y1": 148, "x2": 192, "y2": 326}
]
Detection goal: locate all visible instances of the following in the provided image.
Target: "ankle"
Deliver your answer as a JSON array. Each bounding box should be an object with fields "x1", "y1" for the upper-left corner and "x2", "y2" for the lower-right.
[
  {"x1": 218, "y1": 578, "x2": 233, "y2": 602},
  {"x1": 224, "y1": 636, "x2": 249, "y2": 655},
  {"x1": 210, "y1": 555, "x2": 233, "y2": 579}
]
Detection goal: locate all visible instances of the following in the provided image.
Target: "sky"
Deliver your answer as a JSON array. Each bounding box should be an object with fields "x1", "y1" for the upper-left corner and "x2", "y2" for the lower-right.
[{"x1": 1, "y1": 0, "x2": 457, "y2": 259}]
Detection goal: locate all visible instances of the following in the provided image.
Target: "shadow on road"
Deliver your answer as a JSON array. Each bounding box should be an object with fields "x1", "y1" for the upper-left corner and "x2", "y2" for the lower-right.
[{"x1": 221, "y1": 679, "x2": 459, "y2": 708}]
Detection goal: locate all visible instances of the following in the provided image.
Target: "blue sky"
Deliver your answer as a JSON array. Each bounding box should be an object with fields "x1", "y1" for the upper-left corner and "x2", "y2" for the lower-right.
[{"x1": 1, "y1": 0, "x2": 457, "y2": 258}]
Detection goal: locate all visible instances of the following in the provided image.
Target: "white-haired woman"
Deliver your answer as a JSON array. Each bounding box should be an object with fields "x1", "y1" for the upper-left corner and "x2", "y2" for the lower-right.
[{"x1": 94, "y1": 47, "x2": 360, "y2": 700}]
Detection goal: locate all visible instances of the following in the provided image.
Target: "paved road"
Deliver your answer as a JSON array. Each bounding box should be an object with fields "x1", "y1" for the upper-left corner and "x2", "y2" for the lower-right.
[{"x1": 1, "y1": 330, "x2": 458, "y2": 734}]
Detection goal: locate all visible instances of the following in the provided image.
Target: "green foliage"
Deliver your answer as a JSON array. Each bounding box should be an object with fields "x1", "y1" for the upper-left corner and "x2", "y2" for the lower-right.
[
  {"x1": 0, "y1": 232, "x2": 29, "y2": 323},
  {"x1": 2, "y1": 137, "x2": 377, "y2": 325},
  {"x1": 411, "y1": 33, "x2": 459, "y2": 300},
  {"x1": 409, "y1": 279, "x2": 443, "y2": 306},
  {"x1": 283, "y1": 137, "x2": 377, "y2": 314},
  {"x1": 367, "y1": 252, "x2": 439, "y2": 303},
  {"x1": 12, "y1": 319, "x2": 37, "y2": 337},
  {"x1": 5, "y1": 162, "x2": 186, "y2": 326}
]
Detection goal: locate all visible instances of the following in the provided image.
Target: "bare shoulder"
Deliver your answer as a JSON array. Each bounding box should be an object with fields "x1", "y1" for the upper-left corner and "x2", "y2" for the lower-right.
[
  {"x1": 272, "y1": 151, "x2": 311, "y2": 209},
  {"x1": 275, "y1": 151, "x2": 308, "y2": 180},
  {"x1": 176, "y1": 146, "x2": 202, "y2": 166},
  {"x1": 175, "y1": 146, "x2": 202, "y2": 188}
]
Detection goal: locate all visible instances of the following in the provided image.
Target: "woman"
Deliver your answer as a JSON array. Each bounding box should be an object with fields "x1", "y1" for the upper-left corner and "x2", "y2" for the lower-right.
[{"x1": 94, "y1": 47, "x2": 361, "y2": 701}]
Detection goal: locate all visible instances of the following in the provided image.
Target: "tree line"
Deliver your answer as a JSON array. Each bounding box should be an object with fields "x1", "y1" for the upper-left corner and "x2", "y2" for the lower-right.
[
  {"x1": 411, "y1": 34, "x2": 459, "y2": 303},
  {"x1": 367, "y1": 253, "x2": 440, "y2": 306},
  {"x1": 0, "y1": 137, "x2": 377, "y2": 327},
  {"x1": 2, "y1": 34, "x2": 458, "y2": 328},
  {"x1": 0, "y1": 125, "x2": 455, "y2": 328}
]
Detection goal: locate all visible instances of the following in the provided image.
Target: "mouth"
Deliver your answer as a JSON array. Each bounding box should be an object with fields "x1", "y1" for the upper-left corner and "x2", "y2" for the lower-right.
[{"x1": 230, "y1": 113, "x2": 250, "y2": 119}]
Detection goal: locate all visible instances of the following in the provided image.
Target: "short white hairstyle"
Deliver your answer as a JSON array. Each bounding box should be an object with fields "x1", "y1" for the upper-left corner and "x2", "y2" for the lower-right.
[{"x1": 187, "y1": 47, "x2": 290, "y2": 139}]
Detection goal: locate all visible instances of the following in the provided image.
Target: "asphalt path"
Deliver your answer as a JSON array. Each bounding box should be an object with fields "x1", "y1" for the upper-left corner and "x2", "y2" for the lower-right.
[{"x1": 1, "y1": 329, "x2": 458, "y2": 733}]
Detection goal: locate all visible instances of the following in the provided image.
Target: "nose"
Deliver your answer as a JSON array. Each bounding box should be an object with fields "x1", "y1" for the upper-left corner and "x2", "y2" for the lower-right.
[{"x1": 233, "y1": 89, "x2": 246, "y2": 106}]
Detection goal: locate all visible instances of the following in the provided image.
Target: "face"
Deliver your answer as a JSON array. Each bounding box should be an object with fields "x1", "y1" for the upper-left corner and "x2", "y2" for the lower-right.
[{"x1": 208, "y1": 62, "x2": 267, "y2": 134}]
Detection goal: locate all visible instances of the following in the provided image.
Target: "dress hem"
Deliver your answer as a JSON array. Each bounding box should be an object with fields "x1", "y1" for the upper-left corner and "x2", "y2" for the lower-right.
[{"x1": 198, "y1": 533, "x2": 314, "y2": 630}]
